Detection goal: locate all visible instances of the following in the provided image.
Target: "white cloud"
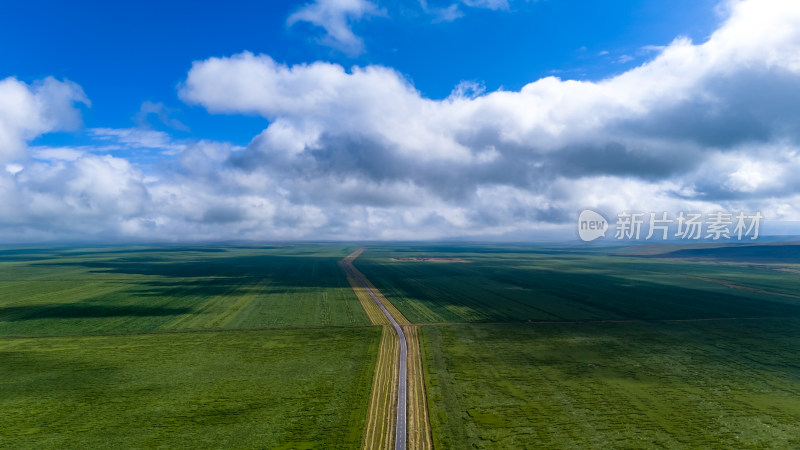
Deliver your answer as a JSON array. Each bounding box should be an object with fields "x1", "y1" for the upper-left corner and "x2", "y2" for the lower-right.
[
  {"x1": 181, "y1": 52, "x2": 470, "y2": 161},
  {"x1": 5, "y1": 163, "x2": 23, "y2": 175},
  {"x1": 421, "y1": 0, "x2": 510, "y2": 23},
  {"x1": 449, "y1": 80, "x2": 486, "y2": 99},
  {"x1": 430, "y1": 4, "x2": 463, "y2": 22},
  {"x1": 135, "y1": 101, "x2": 190, "y2": 132},
  {"x1": 185, "y1": 0, "x2": 800, "y2": 167},
  {"x1": 31, "y1": 146, "x2": 86, "y2": 162},
  {"x1": 176, "y1": 0, "x2": 800, "y2": 236},
  {"x1": 3, "y1": 0, "x2": 800, "y2": 242},
  {"x1": 0, "y1": 77, "x2": 88, "y2": 163},
  {"x1": 617, "y1": 54, "x2": 634, "y2": 64},
  {"x1": 461, "y1": 0, "x2": 509, "y2": 10},
  {"x1": 0, "y1": 154, "x2": 148, "y2": 233},
  {"x1": 88, "y1": 127, "x2": 187, "y2": 154},
  {"x1": 641, "y1": 45, "x2": 666, "y2": 53},
  {"x1": 287, "y1": 0, "x2": 384, "y2": 56}
]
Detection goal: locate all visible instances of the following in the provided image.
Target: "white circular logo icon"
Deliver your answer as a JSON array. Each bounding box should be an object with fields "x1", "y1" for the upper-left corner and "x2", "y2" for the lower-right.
[{"x1": 578, "y1": 210, "x2": 608, "y2": 242}]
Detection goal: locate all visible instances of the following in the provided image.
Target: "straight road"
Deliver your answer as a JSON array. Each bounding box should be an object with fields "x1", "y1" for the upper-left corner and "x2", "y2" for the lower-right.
[{"x1": 342, "y1": 258, "x2": 407, "y2": 450}]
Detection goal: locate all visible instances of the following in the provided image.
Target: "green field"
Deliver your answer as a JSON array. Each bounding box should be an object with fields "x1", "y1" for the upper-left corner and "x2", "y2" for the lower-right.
[
  {"x1": 0, "y1": 245, "x2": 380, "y2": 448},
  {"x1": 354, "y1": 243, "x2": 800, "y2": 448},
  {"x1": 0, "y1": 326, "x2": 380, "y2": 448},
  {"x1": 0, "y1": 245, "x2": 368, "y2": 336},
  {"x1": 3, "y1": 242, "x2": 800, "y2": 448},
  {"x1": 353, "y1": 244, "x2": 800, "y2": 323},
  {"x1": 421, "y1": 320, "x2": 800, "y2": 448}
]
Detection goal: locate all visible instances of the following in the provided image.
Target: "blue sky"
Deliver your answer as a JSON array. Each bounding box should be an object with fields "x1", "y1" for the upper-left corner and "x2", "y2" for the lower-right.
[
  {"x1": 3, "y1": 0, "x2": 719, "y2": 146},
  {"x1": 1, "y1": 0, "x2": 799, "y2": 242}
]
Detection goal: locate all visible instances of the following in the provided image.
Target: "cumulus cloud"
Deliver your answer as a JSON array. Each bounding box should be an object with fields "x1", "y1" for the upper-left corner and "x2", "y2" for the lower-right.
[
  {"x1": 0, "y1": 77, "x2": 88, "y2": 163},
  {"x1": 177, "y1": 0, "x2": 800, "y2": 237},
  {"x1": 3, "y1": 0, "x2": 800, "y2": 242},
  {"x1": 287, "y1": 0, "x2": 384, "y2": 56},
  {"x1": 0, "y1": 154, "x2": 148, "y2": 236}
]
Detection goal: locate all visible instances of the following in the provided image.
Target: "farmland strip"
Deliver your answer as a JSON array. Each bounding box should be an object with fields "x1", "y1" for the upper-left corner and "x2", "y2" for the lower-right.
[
  {"x1": 341, "y1": 250, "x2": 390, "y2": 326},
  {"x1": 343, "y1": 249, "x2": 430, "y2": 450},
  {"x1": 405, "y1": 325, "x2": 434, "y2": 450}
]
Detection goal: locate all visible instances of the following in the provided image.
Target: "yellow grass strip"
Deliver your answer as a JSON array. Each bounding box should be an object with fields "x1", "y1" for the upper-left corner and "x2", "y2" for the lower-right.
[
  {"x1": 362, "y1": 326, "x2": 399, "y2": 450},
  {"x1": 340, "y1": 252, "x2": 389, "y2": 325},
  {"x1": 345, "y1": 260, "x2": 411, "y2": 325},
  {"x1": 345, "y1": 247, "x2": 431, "y2": 449},
  {"x1": 405, "y1": 325, "x2": 433, "y2": 450}
]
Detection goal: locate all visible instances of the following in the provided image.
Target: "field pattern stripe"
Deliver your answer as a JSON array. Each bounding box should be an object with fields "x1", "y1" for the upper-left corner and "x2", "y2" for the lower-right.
[
  {"x1": 405, "y1": 325, "x2": 434, "y2": 449},
  {"x1": 362, "y1": 326, "x2": 398, "y2": 449}
]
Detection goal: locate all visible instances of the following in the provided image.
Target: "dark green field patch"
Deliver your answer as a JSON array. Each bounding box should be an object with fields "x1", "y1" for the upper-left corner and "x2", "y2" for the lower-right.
[
  {"x1": 0, "y1": 245, "x2": 368, "y2": 336},
  {"x1": 353, "y1": 244, "x2": 800, "y2": 323}
]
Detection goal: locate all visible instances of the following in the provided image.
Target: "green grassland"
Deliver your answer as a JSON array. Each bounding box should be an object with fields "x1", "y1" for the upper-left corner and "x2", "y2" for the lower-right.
[
  {"x1": 0, "y1": 245, "x2": 379, "y2": 447},
  {"x1": 4, "y1": 242, "x2": 800, "y2": 448},
  {"x1": 0, "y1": 326, "x2": 380, "y2": 449},
  {"x1": 353, "y1": 244, "x2": 800, "y2": 323},
  {"x1": 357, "y1": 243, "x2": 800, "y2": 447},
  {"x1": 421, "y1": 320, "x2": 800, "y2": 449},
  {"x1": 0, "y1": 244, "x2": 368, "y2": 336}
]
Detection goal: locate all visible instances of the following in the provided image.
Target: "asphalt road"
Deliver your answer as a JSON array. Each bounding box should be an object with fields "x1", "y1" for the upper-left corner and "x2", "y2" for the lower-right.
[{"x1": 343, "y1": 260, "x2": 407, "y2": 450}]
